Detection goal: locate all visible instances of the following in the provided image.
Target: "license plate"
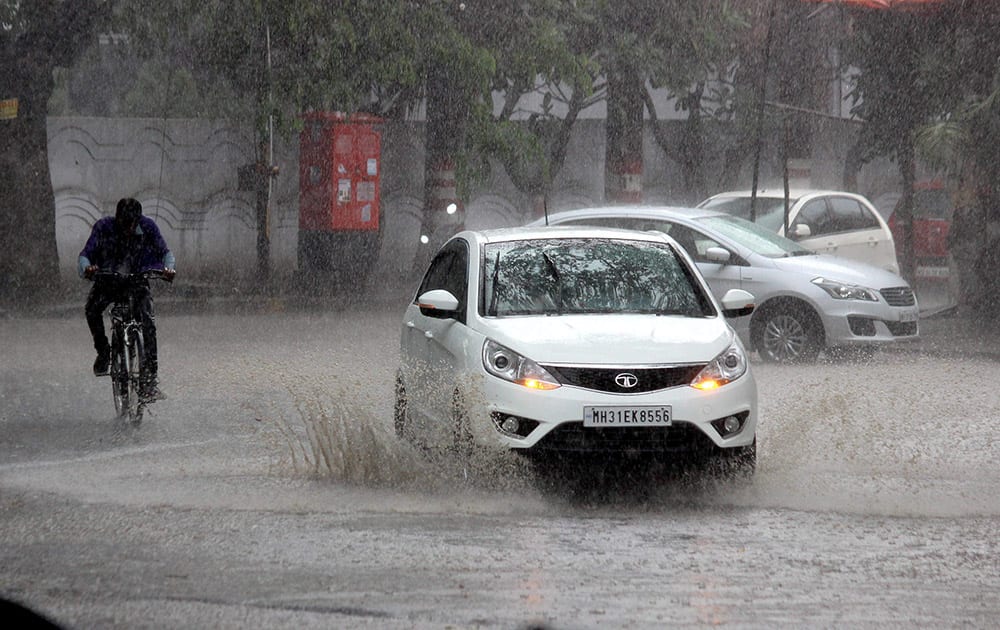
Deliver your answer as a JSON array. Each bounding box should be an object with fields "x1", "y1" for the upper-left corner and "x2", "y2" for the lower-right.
[
  {"x1": 583, "y1": 405, "x2": 672, "y2": 427},
  {"x1": 898, "y1": 309, "x2": 919, "y2": 323},
  {"x1": 916, "y1": 266, "x2": 949, "y2": 278}
]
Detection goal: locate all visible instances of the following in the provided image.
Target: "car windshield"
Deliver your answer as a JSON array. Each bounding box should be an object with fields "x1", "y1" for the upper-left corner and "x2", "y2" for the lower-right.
[
  {"x1": 696, "y1": 215, "x2": 814, "y2": 258},
  {"x1": 482, "y1": 238, "x2": 715, "y2": 317},
  {"x1": 911, "y1": 189, "x2": 953, "y2": 220},
  {"x1": 700, "y1": 196, "x2": 796, "y2": 232}
]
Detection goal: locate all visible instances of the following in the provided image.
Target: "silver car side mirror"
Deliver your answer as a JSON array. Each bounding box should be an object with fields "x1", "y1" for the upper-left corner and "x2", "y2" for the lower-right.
[{"x1": 705, "y1": 246, "x2": 731, "y2": 264}]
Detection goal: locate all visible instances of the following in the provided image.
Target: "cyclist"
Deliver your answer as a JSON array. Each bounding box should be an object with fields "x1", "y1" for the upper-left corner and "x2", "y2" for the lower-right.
[{"x1": 79, "y1": 198, "x2": 176, "y2": 401}]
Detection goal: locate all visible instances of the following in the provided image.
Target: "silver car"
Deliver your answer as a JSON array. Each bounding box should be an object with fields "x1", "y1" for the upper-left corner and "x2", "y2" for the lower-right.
[{"x1": 528, "y1": 206, "x2": 919, "y2": 362}]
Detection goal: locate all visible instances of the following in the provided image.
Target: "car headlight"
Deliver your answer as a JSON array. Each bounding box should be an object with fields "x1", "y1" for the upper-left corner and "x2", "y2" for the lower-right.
[
  {"x1": 483, "y1": 339, "x2": 561, "y2": 390},
  {"x1": 811, "y1": 277, "x2": 878, "y2": 301},
  {"x1": 690, "y1": 341, "x2": 748, "y2": 391}
]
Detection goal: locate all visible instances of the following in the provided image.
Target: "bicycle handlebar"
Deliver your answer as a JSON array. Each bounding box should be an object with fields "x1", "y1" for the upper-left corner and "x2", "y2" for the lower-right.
[{"x1": 90, "y1": 269, "x2": 174, "y2": 284}]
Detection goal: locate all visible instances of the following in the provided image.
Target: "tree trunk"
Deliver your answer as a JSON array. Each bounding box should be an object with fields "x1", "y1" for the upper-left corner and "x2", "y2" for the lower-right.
[
  {"x1": 604, "y1": 68, "x2": 644, "y2": 204},
  {"x1": 897, "y1": 138, "x2": 916, "y2": 284},
  {"x1": 0, "y1": 36, "x2": 60, "y2": 304},
  {"x1": 417, "y1": 68, "x2": 468, "y2": 267},
  {"x1": 0, "y1": 0, "x2": 108, "y2": 306},
  {"x1": 678, "y1": 85, "x2": 707, "y2": 204}
]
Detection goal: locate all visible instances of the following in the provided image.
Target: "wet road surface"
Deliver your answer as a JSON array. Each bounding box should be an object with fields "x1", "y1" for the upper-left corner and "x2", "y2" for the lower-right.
[{"x1": 2, "y1": 308, "x2": 999, "y2": 628}]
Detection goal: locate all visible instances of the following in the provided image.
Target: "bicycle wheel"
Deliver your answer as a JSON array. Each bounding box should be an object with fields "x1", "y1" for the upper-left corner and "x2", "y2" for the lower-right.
[
  {"x1": 126, "y1": 329, "x2": 145, "y2": 424},
  {"x1": 110, "y1": 331, "x2": 129, "y2": 418}
]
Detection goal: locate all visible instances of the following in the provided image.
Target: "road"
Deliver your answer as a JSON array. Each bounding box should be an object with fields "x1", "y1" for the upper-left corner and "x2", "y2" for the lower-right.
[{"x1": 2, "y1": 304, "x2": 999, "y2": 629}]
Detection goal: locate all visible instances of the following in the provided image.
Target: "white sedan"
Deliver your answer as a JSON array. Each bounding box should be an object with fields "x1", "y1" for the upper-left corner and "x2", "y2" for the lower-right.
[{"x1": 395, "y1": 226, "x2": 758, "y2": 474}]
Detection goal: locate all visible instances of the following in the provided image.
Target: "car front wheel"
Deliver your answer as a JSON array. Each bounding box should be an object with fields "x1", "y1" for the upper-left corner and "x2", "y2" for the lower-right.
[
  {"x1": 751, "y1": 302, "x2": 823, "y2": 363},
  {"x1": 714, "y1": 438, "x2": 756, "y2": 479}
]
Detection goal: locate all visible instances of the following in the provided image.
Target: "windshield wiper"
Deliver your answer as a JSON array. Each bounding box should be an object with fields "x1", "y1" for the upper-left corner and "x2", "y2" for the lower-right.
[
  {"x1": 542, "y1": 252, "x2": 564, "y2": 313},
  {"x1": 488, "y1": 251, "x2": 502, "y2": 316}
]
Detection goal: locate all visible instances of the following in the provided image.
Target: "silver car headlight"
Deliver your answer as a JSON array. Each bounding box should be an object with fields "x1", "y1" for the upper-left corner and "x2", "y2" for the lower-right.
[
  {"x1": 690, "y1": 341, "x2": 748, "y2": 391},
  {"x1": 811, "y1": 277, "x2": 878, "y2": 301},
  {"x1": 483, "y1": 339, "x2": 561, "y2": 390}
]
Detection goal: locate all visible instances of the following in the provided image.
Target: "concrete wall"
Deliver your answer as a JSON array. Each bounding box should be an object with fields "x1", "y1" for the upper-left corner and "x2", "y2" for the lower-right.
[{"x1": 50, "y1": 116, "x2": 898, "y2": 286}]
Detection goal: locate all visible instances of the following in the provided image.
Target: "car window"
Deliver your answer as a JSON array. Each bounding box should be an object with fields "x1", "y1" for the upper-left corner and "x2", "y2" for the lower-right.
[
  {"x1": 829, "y1": 197, "x2": 879, "y2": 231},
  {"x1": 700, "y1": 196, "x2": 791, "y2": 232},
  {"x1": 553, "y1": 215, "x2": 724, "y2": 261},
  {"x1": 416, "y1": 239, "x2": 469, "y2": 319},
  {"x1": 481, "y1": 238, "x2": 715, "y2": 317},
  {"x1": 793, "y1": 199, "x2": 832, "y2": 236},
  {"x1": 856, "y1": 204, "x2": 882, "y2": 229},
  {"x1": 698, "y1": 215, "x2": 814, "y2": 258},
  {"x1": 912, "y1": 189, "x2": 953, "y2": 220},
  {"x1": 665, "y1": 224, "x2": 726, "y2": 262}
]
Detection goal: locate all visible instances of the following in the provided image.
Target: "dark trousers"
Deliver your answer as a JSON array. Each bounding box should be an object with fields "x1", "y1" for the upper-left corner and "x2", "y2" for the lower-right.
[{"x1": 85, "y1": 280, "x2": 158, "y2": 380}]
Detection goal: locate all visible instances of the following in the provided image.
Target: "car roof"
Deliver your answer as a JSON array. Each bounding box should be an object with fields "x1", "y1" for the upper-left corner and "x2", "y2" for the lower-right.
[
  {"x1": 527, "y1": 204, "x2": 728, "y2": 226},
  {"x1": 460, "y1": 224, "x2": 679, "y2": 245},
  {"x1": 704, "y1": 188, "x2": 870, "y2": 201}
]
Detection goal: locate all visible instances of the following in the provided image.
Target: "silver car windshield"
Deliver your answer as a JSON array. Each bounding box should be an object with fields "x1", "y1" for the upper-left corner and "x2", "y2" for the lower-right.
[
  {"x1": 697, "y1": 215, "x2": 814, "y2": 258},
  {"x1": 700, "y1": 196, "x2": 794, "y2": 232},
  {"x1": 482, "y1": 238, "x2": 715, "y2": 317}
]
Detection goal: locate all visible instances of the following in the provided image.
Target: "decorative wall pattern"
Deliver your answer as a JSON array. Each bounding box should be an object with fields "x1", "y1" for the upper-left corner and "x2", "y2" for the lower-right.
[{"x1": 50, "y1": 116, "x2": 895, "y2": 285}]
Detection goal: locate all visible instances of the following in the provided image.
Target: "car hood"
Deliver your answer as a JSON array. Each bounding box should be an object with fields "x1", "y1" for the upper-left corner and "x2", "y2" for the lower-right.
[
  {"x1": 477, "y1": 314, "x2": 734, "y2": 365},
  {"x1": 770, "y1": 253, "x2": 908, "y2": 289}
]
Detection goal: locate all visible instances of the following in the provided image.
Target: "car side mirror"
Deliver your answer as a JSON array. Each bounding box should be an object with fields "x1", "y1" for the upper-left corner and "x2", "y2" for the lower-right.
[
  {"x1": 704, "y1": 246, "x2": 731, "y2": 264},
  {"x1": 417, "y1": 289, "x2": 460, "y2": 319},
  {"x1": 720, "y1": 289, "x2": 755, "y2": 318},
  {"x1": 790, "y1": 223, "x2": 811, "y2": 239}
]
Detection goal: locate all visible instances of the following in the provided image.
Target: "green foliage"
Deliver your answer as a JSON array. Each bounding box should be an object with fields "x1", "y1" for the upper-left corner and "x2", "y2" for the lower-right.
[{"x1": 843, "y1": 11, "x2": 952, "y2": 165}]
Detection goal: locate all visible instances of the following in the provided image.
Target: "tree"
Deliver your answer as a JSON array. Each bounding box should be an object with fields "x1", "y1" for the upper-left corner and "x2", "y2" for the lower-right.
[
  {"x1": 841, "y1": 6, "x2": 951, "y2": 282},
  {"x1": 641, "y1": 1, "x2": 749, "y2": 204},
  {"x1": 912, "y1": 2, "x2": 1000, "y2": 311},
  {"x1": 0, "y1": 0, "x2": 109, "y2": 304},
  {"x1": 475, "y1": 0, "x2": 603, "y2": 220},
  {"x1": 114, "y1": 0, "x2": 430, "y2": 278}
]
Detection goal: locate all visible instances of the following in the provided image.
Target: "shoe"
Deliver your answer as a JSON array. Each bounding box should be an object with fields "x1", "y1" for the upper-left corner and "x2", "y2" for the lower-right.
[
  {"x1": 93, "y1": 352, "x2": 110, "y2": 377},
  {"x1": 139, "y1": 384, "x2": 166, "y2": 403}
]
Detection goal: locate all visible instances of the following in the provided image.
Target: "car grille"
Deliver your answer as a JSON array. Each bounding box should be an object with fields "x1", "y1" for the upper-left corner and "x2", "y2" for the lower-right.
[
  {"x1": 531, "y1": 421, "x2": 710, "y2": 454},
  {"x1": 880, "y1": 286, "x2": 916, "y2": 307},
  {"x1": 543, "y1": 364, "x2": 707, "y2": 394}
]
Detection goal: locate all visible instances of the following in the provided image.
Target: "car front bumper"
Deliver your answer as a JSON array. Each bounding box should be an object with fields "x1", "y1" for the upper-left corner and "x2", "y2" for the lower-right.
[
  {"x1": 818, "y1": 298, "x2": 920, "y2": 347},
  {"x1": 466, "y1": 369, "x2": 758, "y2": 455}
]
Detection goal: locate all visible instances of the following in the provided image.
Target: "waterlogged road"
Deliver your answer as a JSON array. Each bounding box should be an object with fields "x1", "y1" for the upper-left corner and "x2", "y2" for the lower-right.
[{"x1": 2, "y1": 307, "x2": 999, "y2": 628}]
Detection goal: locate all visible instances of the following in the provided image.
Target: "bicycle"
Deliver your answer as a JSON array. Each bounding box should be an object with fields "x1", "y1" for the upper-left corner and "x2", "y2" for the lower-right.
[{"x1": 92, "y1": 270, "x2": 170, "y2": 423}]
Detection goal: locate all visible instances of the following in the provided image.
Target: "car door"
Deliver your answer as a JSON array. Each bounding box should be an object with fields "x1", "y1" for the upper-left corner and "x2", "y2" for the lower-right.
[
  {"x1": 655, "y1": 222, "x2": 743, "y2": 296},
  {"x1": 824, "y1": 195, "x2": 895, "y2": 269},
  {"x1": 651, "y1": 221, "x2": 756, "y2": 339},
  {"x1": 402, "y1": 239, "x2": 471, "y2": 444},
  {"x1": 788, "y1": 198, "x2": 839, "y2": 256}
]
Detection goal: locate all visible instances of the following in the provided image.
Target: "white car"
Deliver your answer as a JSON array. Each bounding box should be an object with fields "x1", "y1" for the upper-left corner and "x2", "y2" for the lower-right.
[
  {"x1": 698, "y1": 189, "x2": 900, "y2": 274},
  {"x1": 395, "y1": 226, "x2": 758, "y2": 473},
  {"x1": 528, "y1": 206, "x2": 920, "y2": 362}
]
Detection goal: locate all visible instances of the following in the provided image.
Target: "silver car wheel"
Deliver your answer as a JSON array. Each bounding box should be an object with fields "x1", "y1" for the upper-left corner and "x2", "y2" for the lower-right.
[{"x1": 761, "y1": 313, "x2": 811, "y2": 362}]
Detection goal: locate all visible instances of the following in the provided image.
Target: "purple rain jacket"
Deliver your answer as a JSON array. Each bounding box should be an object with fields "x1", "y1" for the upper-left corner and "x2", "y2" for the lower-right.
[{"x1": 78, "y1": 215, "x2": 176, "y2": 277}]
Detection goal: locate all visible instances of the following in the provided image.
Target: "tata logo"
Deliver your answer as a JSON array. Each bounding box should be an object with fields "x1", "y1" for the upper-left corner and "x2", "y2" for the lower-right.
[{"x1": 614, "y1": 372, "x2": 639, "y2": 388}]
